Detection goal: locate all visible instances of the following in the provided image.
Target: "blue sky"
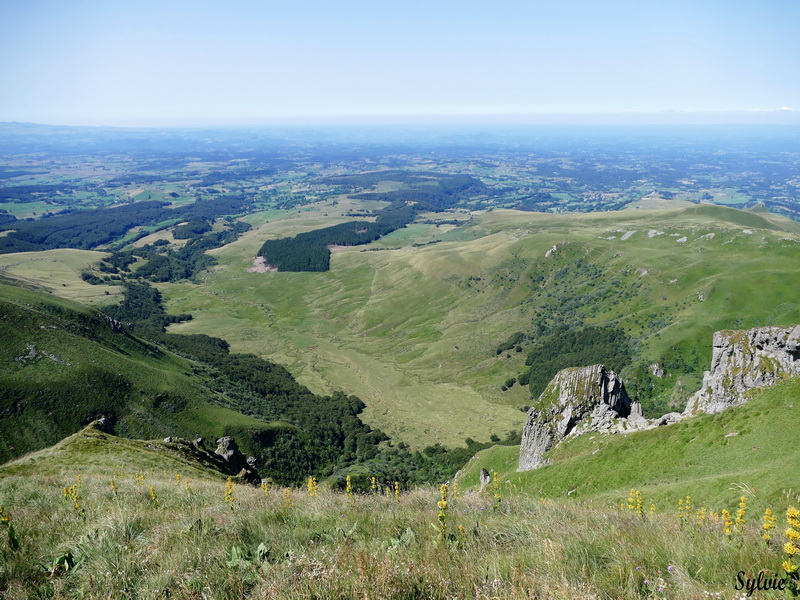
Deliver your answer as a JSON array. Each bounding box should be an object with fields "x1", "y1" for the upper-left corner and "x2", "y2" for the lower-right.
[{"x1": 1, "y1": 0, "x2": 798, "y2": 126}]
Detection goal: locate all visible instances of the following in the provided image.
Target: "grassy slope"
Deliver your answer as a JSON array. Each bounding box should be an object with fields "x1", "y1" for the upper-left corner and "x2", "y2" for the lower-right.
[
  {"x1": 0, "y1": 279, "x2": 281, "y2": 462},
  {"x1": 161, "y1": 203, "x2": 800, "y2": 447},
  {"x1": 0, "y1": 422, "x2": 229, "y2": 480},
  {"x1": 0, "y1": 249, "x2": 121, "y2": 305},
  {"x1": 457, "y1": 376, "x2": 800, "y2": 509},
  {"x1": 0, "y1": 432, "x2": 792, "y2": 599}
]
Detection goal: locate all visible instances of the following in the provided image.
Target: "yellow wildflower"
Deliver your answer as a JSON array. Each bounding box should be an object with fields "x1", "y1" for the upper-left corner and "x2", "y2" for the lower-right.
[{"x1": 224, "y1": 477, "x2": 235, "y2": 509}]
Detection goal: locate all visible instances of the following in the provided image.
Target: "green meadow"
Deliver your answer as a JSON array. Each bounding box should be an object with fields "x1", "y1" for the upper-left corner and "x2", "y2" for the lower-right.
[{"x1": 156, "y1": 204, "x2": 800, "y2": 447}]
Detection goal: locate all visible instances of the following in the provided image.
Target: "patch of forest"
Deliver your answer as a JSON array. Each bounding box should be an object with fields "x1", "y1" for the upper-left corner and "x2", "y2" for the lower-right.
[
  {"x1": 81, "y1": 219, "x2": 251, "y2": 284},
  {"x1": 519, "y1": 326, "x2": 633, "y2": 399},
  {"x1": 257, "y1": 201, "x2": 416, "y2": 272},
  {"x1": 0, "y1": 201, "x2": 172, "y2": 253},
  {"x1": 0, "y1": 183, "x2": 72, "y2": 203},
  {"x1": 328, "y1": 171, "x2": 494, "y2": 211}
]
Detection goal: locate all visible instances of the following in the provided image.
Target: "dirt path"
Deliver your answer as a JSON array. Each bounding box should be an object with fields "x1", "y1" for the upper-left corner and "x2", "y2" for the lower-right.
[{"x1": 247, "y1": 256, "x2": 277, "y2": 273}]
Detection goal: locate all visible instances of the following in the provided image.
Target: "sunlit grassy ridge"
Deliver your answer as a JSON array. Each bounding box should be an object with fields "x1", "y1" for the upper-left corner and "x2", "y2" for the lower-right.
[
  {"x1": 0, "y1": 422, "x2": 228, "y2": 480},
  {"x1": 162, "y1": 203, "x2": 800, "y2": 447},
  {"x1": 0, "y1": 249, "x2": 121, "y2": 305}
]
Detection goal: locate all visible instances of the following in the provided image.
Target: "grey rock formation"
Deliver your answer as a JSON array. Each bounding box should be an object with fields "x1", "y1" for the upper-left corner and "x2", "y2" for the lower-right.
[
  {"x1": 517, "y1": 325, "x2": 800, "y2": 473},
  {"x1": 215, "y1": 437, "x2": 247, "y2": 471},
  {"x1": 684, "y1": 325, "x2": 800, "y2": 415},
  {"x1": 479, "y1": 468, "x2": 491, "y2": 491},
  {"x1": 651, "y1": 412, "x2": 683, "y2": 427},
  {"x1": 105, "y1": 315, "x2": 124, "y2": 332},
  {"x1": 94, "y1": 416, "x2": 112, "y2": 432},
  {"x1": 519, "y1": 365, "x2": 632, "y2": 471},
  {"x1": 626, "y1": 402, "x2": 649, "y2": 429},
  {"x1": 215, "y1": 436, "x2": 260, "y2": 483}
]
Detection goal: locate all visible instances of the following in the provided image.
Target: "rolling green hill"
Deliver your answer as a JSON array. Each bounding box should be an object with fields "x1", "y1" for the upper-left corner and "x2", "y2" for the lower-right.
[
  {"x1": 0, "y1": 420, "x2": 236, "y2": 480},
  {"x1": 0, "y1": 277, "x2": 396, "y2": 485},
  {"x1": 3, "y1": 203, "x2": 799, "y2": 449}
]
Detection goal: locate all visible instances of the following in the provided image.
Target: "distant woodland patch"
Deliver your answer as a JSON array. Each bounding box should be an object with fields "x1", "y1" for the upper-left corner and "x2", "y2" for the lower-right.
[
  {"x1": 0, "y1": 194, "x2": 254, "y2": 255},
  {"x1": 257, "y1": 201, "x2": 417, "y2": 272},
  {"x1": 323, "y1": 171, "x2": 494, "y2": 211}
]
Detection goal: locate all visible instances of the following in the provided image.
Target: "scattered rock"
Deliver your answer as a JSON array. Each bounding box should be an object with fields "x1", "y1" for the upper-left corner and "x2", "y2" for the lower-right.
[
  {"x1": 650, "y1": 363, "x2": 665, "y2": 378},
  {"x1": 650, "y1": 412, "x2": 683, "y2": 427},
  {"x1": 105, "y1": 315, "x2": 124, "y2": 332},
  {"x1": 15, "y1": 343, "x2": 38, "y2": 363},
  {"x1": 94, "y1": 416, "x2": 113, "y2": 432}
]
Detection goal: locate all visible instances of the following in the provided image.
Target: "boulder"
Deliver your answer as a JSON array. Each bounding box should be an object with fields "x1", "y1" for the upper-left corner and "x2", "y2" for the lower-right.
[{"x1": 479, "y1": 468, "x2": 490, "y2": 491}]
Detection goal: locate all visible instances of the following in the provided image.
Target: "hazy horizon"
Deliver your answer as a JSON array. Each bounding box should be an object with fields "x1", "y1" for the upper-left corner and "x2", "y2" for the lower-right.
[
  {"x1": 2, "y1": 1, "x2": 798, "y2": 128},
  {"x1": 4, "y1": 109, "x2": 800, "y2": 130}
]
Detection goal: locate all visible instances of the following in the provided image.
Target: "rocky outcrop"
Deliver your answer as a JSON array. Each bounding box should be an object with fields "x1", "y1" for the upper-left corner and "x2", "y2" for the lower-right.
[
  {"x1": 684, "y1": 325, "x2": 800, "y2": 415},
  {"x1": 517, "y1": 325, "x2": 800, "y2": 472},
  {"x1": 215, "y1": 436, "x2": 261, "y2": 483},
  {"x1": 479, "y1": 468, "x2": 491, "y2": 491},
  {"x1": 519, "y1": 365, "x2": 632, "y2": 471}
]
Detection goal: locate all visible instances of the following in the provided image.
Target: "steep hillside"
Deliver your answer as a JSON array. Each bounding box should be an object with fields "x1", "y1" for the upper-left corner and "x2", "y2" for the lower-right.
[
  {"x1": 0, "y1": 277, "x2": 395, "y2": 485},
  {"x1": 457, "y1": 376, "x2": 800, "y2": 508},
  {"x1": 0, "y1": 277, "x2": 285, "y2": 463}
]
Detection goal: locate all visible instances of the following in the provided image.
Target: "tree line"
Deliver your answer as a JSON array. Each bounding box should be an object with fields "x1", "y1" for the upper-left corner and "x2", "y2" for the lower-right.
[{"x1": 257, "y1": 201, "x2": 416, "y2": 272}]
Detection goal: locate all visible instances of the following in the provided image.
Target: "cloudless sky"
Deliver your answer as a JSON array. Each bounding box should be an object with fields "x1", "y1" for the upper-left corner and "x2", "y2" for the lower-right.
[{"x1": 1, "y1": 0, "x2": 798, "y2": 126}]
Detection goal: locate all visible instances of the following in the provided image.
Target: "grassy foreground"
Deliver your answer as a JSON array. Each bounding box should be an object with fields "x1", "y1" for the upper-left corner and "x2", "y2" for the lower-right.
[{"x1": 1, "y1": 467, "x2": 798, "y2": 599}]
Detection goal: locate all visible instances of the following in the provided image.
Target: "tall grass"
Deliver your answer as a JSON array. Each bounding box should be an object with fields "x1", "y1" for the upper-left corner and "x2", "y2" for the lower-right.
[{"x1": 0, "y1": 470, "x2": 791, "y2": 599}]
